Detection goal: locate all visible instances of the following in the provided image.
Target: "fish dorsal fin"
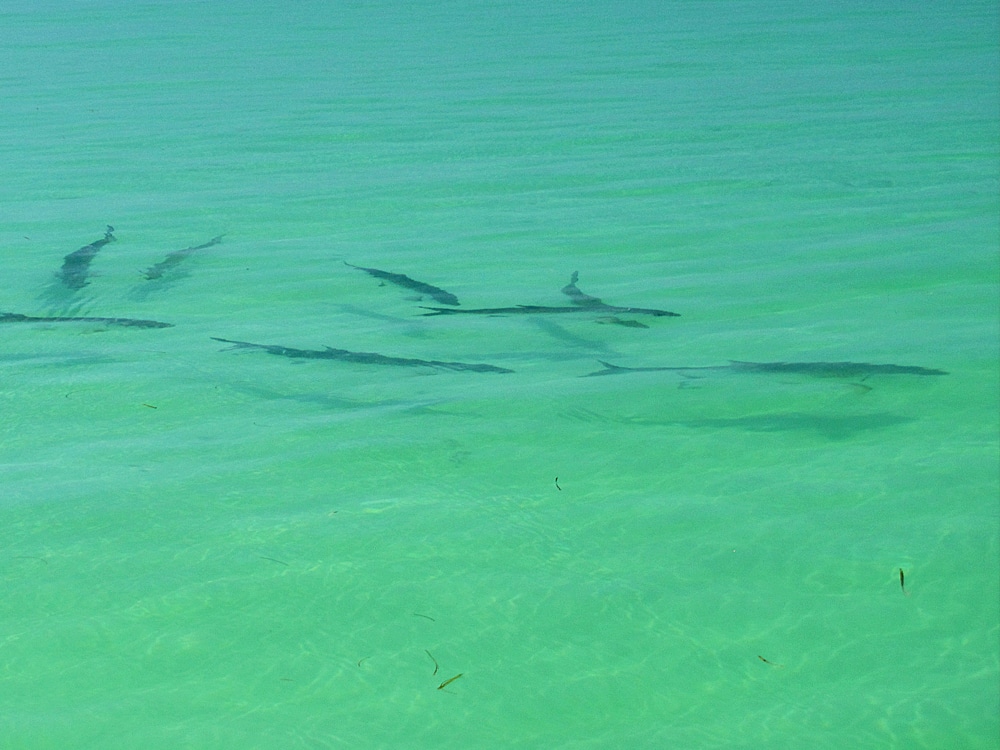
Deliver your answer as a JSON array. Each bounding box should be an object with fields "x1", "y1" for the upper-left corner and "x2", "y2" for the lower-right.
[{"x1": 561, "y1": 271, "x2": 604, "y2": 307}]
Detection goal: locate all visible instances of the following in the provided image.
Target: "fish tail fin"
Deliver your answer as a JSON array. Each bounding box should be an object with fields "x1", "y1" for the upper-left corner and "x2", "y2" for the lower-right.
[
  {"x1": 582, "y1": 360, "x2": 626, "y2": 377},
  {"x1": 211, "y1": 337, "x2": 256, "y2": 351}
]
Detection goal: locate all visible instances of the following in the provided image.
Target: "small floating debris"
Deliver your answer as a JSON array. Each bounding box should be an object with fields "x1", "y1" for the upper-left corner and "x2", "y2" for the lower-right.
[
  {"x1": 259, "y1": 556, "x2": 289, "y2": 566},
  {"x1": 425, "y1": 650, "x2": 439, "y2": 676},
  {"x1": 437, "y1": 673, "x2": 463, "y2": 690}
]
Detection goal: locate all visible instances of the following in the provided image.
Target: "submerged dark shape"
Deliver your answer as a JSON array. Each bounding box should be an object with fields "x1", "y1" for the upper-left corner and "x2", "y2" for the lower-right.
[
  {"x1": 345, "y1": 262, "x2": 460, "y2": 306},
  {"x1": 584, "y1": 360, "x2": 948, "y2": 378},
  {"x1": 58, "y1": 226, "x2": 115, "y2": 289},
  {"x1": 422, "y1": 272, "x2": 678, "y2": 318},
  {"x1": 211, "y1": 337, "x2": 512, "y2": 373},
  {"x1": 1, "y1": 312, "x2": 173, "y2": 328},
  {"x1": 143, "y1": 235, "x2": 223, "y2": 280}
]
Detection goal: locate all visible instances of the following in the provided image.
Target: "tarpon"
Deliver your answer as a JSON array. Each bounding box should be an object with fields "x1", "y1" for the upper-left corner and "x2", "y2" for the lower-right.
[
  {"x1": 421, "y1": 303, "x2": 679, "y2": 318},
  {"x1": 143, "y1": 235, "x2": 223, "y2": 280},
  {"x1": 345, "y1": 262, "x2": 460, "y2": 306},
  {"x1": 1, "y1": 312, "x2": 173, "y2": 328},
  {"x1": 58, "y1": 226, "x2": 115, "y2": 289},
  {"x1": 583, "y1": 360, "x2": 948, "y2": 377},
  {"x1": 421, "y1": 272, "x2": 678, "y2": 318},
  {"x1": 211, "y1": 337, "x2": 512, "y2": 373}
]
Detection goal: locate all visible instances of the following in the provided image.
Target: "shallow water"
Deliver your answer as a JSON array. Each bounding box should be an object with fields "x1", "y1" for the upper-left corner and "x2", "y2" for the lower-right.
[{"x1": 1, "y1": 1, "x2": 998, "y2": 748}]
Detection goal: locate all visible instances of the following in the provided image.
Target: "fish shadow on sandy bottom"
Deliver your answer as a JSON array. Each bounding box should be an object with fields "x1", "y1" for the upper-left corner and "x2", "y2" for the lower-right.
[
  {"x1": 563, "y1": 406, "x2": 915, "y2": 440},
  {"x1": 127, "y1": 270, "x2": 191, "y2": 302},
  {"x1": 35, "y1": 281, "x2": 94, "y2": 311},
  {"x1": 620, "y1": 411, "x2": 916, "y2": 440}
]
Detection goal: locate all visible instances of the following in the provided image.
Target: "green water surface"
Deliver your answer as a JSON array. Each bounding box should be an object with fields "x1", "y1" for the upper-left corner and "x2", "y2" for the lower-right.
[{"x1": 1, "y1": 1, "x2": 997, "y2": 748}]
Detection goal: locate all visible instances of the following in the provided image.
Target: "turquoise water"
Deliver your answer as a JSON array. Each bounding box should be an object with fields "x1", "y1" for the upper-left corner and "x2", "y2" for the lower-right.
[{"x1": 2, "y1": 1, "x2": 998, "y2": 747}]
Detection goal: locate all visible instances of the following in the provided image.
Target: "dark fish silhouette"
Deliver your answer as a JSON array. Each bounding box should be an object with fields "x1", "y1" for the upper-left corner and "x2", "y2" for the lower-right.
[
  {"x1": 58, "y1": 226, "x2": 115, "y2": 289},
  {"x1": 1, "y1": 312, "x2": 173, "y2": 328},
  {"x1": 421, "y1": 303, "x2": 679, "y2": 318},
  {"x1": 211, "y1": 337, "x2": 512, "y2": 373},
  {"x1": 584, "y1": 360, "x2": 948, "y2": 378},
  {"x1": 421, "y1": 272, "x2": 678, "y2": 318},
  {"x1": 345, "y1": 262, "x2": 460, "y2": 306},
  {"x1": 143, "y1": 235, "x2": 223, "y2": 280}
]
